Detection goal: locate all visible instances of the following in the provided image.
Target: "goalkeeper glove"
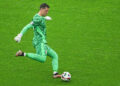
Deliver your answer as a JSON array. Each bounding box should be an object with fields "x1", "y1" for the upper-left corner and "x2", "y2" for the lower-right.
[
  {"x1": 14, "y1": 33, "x2": 23, "y2": 43},
  {"x1": 44, "y1": 16, "x2": 52, "y2": 21}
]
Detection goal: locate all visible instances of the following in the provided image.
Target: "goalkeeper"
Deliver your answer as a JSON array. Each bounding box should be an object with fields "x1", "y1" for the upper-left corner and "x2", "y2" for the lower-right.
[{"x1": 14, "y1": 3, "x2": 61, "y2": 78}]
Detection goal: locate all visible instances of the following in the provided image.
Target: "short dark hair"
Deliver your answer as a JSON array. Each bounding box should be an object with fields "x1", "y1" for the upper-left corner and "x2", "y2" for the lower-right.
[{"x1": 40, "y1": 3, "x2": 50, "y2": 9}]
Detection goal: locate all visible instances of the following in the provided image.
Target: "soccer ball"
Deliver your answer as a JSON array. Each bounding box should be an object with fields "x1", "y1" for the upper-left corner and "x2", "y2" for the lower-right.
[{"x1": 61, "y1": 72, "x2": 71, "y2": 81}]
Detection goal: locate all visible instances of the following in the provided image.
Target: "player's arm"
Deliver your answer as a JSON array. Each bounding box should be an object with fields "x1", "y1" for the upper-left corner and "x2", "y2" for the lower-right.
[
  {"x1": 20, "y1": 22, "x2": 33, "y2": 35},
  {"x1": 14, "y1": 22, "x2": 33, "y2": 43}
]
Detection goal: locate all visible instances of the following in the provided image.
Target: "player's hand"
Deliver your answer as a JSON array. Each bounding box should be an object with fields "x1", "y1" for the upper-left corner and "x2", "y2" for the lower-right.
[
  {"x1": 14, "y1": 33, "x2": 22, "y2": 43},
  {"x1": 44, "y1": 16, "x2": 52, "y2": 21}
]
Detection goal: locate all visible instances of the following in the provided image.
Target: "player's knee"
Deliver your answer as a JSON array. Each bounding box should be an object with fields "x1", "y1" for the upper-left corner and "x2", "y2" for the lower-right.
[
  {"x1": 54, "y1": 53, "x2": 58, "y2": 60},
  {"x1": 38, "y1": 59, "x2": 46, "y2": 63},
  {"x1": 37, "y1": 56, "x2": 46, "y2": 63},
  {"x1": 41, "y1": 58, "x2": 46, "y2": 63}
]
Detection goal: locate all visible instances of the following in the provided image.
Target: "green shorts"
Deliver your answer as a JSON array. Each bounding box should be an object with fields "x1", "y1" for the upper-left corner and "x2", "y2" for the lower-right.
[{"x1": 32, "y1": 39, "x2": 48, "y2": 56}]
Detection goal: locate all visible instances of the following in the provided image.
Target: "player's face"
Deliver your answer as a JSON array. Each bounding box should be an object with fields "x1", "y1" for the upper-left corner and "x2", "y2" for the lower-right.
[{"x1": 41, "y1": 7, "x2": 49, "y2": 16}]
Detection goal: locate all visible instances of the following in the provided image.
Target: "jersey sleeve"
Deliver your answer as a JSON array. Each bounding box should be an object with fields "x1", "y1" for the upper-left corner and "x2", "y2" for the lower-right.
[{"x1": 20, "y1": 21, "x2": 34, "y2": 35}]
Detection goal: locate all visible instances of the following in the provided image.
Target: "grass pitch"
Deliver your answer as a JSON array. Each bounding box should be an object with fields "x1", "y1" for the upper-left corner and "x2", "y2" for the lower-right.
[{"x1": 0, "y1": 0, "x2": 120, "y2": 86}]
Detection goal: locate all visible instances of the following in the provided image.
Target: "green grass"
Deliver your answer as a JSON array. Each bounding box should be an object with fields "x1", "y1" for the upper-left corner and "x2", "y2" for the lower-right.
[{"x1": 0, "y1": 0, "x2": 120, "y2": 86}]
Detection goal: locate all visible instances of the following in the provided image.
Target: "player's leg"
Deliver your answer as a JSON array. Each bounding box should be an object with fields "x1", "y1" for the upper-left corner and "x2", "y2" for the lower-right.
[
  {"x1": 25, "y1": 53, "x2": 46, "y2": 63},
  {"x1": 46, "y1": 45, "x2": 61, "y2": 78},
  {"x1": 26, "y1": 43, "x2": 47, "y2": 62},
  {"x1": 16, "y1": 43, "x2": 47, "y2": 63}
]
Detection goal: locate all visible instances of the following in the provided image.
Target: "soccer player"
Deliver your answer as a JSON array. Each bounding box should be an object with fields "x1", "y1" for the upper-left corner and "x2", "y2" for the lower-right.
[{"x1": 14, "y1": 3, "x2": 61, "y2": 78}]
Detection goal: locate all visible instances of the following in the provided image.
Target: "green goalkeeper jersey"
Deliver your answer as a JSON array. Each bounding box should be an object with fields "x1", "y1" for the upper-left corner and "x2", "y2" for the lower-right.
[
  {"x1": 32, "y1": 14, "x2": 47, "y2": 44},
  {"x1": 20, "y1": 13, "x2": 47, "y2": 45}
]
